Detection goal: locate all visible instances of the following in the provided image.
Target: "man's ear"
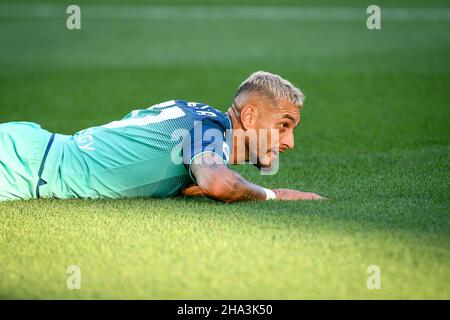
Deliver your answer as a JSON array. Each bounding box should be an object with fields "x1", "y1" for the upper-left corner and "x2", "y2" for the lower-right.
[{"x1": 239, "y1": 104, "x2": 257, "y2": 129}]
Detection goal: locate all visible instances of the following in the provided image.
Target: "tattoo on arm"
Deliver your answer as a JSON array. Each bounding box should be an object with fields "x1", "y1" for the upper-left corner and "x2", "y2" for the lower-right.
[
  {"x1": 223, "y1": 176, "x2": 266, "y2": 202},
  {"x1": 190, "y1": 152, "x2": 267, "y2": 202},
  {"x1": 223, "y1": 181, "x2": 241, "y2": 202},
  {"x1": 190, "y1": 152, "x2": 224, "y2": 177},
  {"x1": 242, "y1": 188, "x2": 264, "y2": 201}
]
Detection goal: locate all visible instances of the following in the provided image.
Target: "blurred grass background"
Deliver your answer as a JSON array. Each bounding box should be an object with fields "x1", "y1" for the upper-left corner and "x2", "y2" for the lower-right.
[{"x1": 0, "y1": 0, "x2": 449, "y2": 299}]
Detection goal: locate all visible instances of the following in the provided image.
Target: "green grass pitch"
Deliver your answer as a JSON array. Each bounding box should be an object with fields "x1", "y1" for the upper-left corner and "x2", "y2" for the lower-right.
[{"x1": 0, "y1": 0, "x2": 449, "y2": 299}]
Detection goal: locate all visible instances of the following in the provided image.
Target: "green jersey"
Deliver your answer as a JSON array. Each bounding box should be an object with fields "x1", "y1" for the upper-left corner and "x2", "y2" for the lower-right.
[{"x1": 0, "y1": 100, "x2": 232, "y2": 200}]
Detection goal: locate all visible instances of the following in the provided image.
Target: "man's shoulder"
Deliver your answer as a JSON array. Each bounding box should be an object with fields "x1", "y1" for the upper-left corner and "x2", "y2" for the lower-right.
[
  {"x1": 174, "y1": 99, "x2": 225, "y2": 114},
  {"x1": 173, "y1": 100, "x2": 231, "y2": 129}
]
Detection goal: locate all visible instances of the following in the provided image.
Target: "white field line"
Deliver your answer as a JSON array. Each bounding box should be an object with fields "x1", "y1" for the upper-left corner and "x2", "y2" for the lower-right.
[{"x1": 0, "y1": 3, "x2": 450, "y2": 21}]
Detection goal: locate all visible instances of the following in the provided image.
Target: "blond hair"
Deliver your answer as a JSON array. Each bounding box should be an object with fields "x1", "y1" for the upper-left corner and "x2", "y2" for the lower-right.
[{"x1": 232, "y1": 71, "x2": 304, "y2": 114}]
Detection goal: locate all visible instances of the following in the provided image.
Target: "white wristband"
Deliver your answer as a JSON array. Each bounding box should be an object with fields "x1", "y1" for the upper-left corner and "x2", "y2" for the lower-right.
[{"x1": 263, "y1": 188, "x2": 276, "y2": 200}]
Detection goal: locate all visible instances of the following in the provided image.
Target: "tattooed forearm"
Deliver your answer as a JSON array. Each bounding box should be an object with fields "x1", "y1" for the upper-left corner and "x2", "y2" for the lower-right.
[
  {"x1": 190, "y1": 152, "x2": 268, "y2": 202},
  {"x1": 224, "y1": 181, "x2": 241, "y2": 202},
  {"x1": 242, "y1": 188, "x2": 264, "y2": 201},
  {"x1": 223, "y1": 176, "x2": 266, "y2": 202}
]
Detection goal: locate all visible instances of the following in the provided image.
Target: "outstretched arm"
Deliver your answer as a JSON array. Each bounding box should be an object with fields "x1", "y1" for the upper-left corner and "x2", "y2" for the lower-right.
[{"x1": 183, "y1": 152, "x2": 325, "y2": 203}]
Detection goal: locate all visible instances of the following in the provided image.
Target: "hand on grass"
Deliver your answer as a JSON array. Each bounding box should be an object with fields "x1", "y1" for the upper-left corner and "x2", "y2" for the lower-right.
[
  {"x1": 182, "y1": 184, "x2": 327, "y2": 201},
  {"x1": 273, "y1": 189, "x2": 327, "y2": 201}
]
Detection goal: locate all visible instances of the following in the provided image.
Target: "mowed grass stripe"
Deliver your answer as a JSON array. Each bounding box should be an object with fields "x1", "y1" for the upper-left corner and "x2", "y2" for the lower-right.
[{"x1": 1, "y1": 3, "x2": 450, "y2": 21}]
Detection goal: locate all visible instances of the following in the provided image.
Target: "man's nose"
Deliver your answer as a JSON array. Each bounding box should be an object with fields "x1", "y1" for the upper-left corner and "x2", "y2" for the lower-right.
[{"x1": 280, "y1": 133, "x2": 295, "y2": 150}]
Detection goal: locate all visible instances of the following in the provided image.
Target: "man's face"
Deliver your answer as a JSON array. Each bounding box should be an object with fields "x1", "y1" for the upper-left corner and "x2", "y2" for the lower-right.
[{"x1": 248, "y1": 98, "x2": 301, "y2": 168}]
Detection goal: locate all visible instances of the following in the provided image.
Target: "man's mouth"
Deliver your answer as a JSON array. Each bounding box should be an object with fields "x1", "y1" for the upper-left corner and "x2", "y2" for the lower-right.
[
  {"x1": 271, "y1": 147, "x2": 287, "y2": 154},
  {"x1": 279, "y1": 145, "x2": 289, "y2": 153}
]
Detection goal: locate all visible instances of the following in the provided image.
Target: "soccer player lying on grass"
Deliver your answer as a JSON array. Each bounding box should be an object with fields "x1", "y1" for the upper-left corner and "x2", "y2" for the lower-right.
[{"x1": 0, "y1": 71, "x2": 325, "y2": 202}]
